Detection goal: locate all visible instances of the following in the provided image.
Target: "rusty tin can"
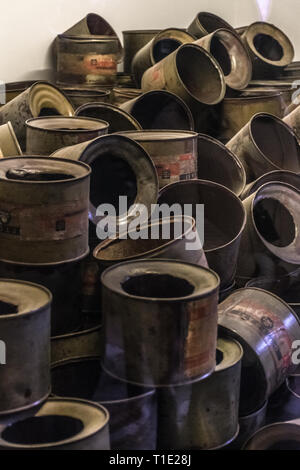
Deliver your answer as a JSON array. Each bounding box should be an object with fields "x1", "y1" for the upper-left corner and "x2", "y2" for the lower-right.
[
  {"x1": 102, "y1": 259, "x2": 219, "y2": 387},
  {"x1": 26, "y1": 116, "x2": 109, "y2": 155},
  {"x1": 0, "y1": 157, "x2": 90, "y2": 264},
  {"x1": 218, "y1": 288, "x2": 300, "y2": 415},
  {"x1": 0, "y1": 280, "x2": 51, "y2": 423}
]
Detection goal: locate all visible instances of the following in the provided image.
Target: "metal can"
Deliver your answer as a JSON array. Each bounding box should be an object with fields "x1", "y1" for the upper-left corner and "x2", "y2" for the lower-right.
[
  {"x1": 0, "y1": 398, "x2": 110, "y2": 450},
  {"x1": 187, "y1": 12, "x2": 235, "y2": 38},
  {"x1": 112, "y1": 87, "x2": 142, "y2": 106},
  {"x1": 76, "y1": 102, "x2": 142, "y2": 132},
  {"x1": 51, "y1": 357, "x2": 157, "y2": 450},
  {"x1": 117, "y1": 130, "x2": 198, "y2": 189},
  {"x1": 123, "y1": 30, "x2": 161, "y2": 74},
  {"x1": 229, "y1": 401, "x2": 267, "y2": 450},
  {"x1": 102, "y1": 259, "x2": 219, "y2": 387},
  {"x1": 26, "y1": 116, "x2": 109, "y2": 155},
  {"x1": 0, "y1": 122, "x2": 22, "y2": 157},
  {"x1": 60, "y1": 87, "x2": 111, "y2": 109},
  {"x1": 0, "y1": 280, "x2": 51, "y2": 423},
  {"x1": 51, "y1": 325, "x2": 102, "y2": 364},
  {"x1": 157, "y1": 337, "x2": 242, "y2": 449},
  {"x1": 0, "y1": 157, "x2": 90, "y2": 264},
  {"x1": 243, "y1": 420, "x2": 300, "y2": 450},
  {"x1": 120, "y1": 90, "x2": 194, "y2": 131},
  {"x1": 218, "y1": 288, "x2": 300, "y2": 415},
  {"x1": 240, "y1": 170, "x2": 300, "y2": 200}
]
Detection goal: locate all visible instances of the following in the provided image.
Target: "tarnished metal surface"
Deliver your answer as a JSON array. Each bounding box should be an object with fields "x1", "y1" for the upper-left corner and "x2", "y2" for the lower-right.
[
  {"x1": 112, "y1": 87, "x2": 142, "y2": 106},
  {"x1": 218, "y1": 288, "x2": 300, "y2": 415},
  {"x1": 0, "y1": 122, "x2": 22, "y2": 157},
  {"x1": 241, "y1": 22, "x2": 294, "y2": 79},
  {"x1": 0, "y1": 398, "x2": 110, "y2": 450},
  {"x1": 51, "y1": 325, "x2": 102, "y2": 364},
  {"x1": 219, "y1": 95, "x2": 284, "y2": 143},
  {"x1": 51, "y1": 357, "x2": 157, "y2": 450},
  {"x1": 284, "y1": 105, "x2": 300, "y2": 141},
  {"x1": 117, "y1": 130, "x2": 198, "y2": 189},
  {"x1": 102, "y1": 259, "x2": 219, "y2": 387},
  {"x1": 244, "y1": 420, "x2": 300, "y2": 450},
  {"x1": 75, "y1": 102, "x2": 142, "y2": 132},
  {"x1": 50, "y1": 134, "x2": 158, "y2": 245},
  {"x1": 158, "y1": 180, "x2": 246, "y2": 289},
  {"x1": 56, "y1": 35, "x2": 119, "y2": 86},
  {"x1": 227, "y1": 113, "x2": 300, "y2": 183},
  {"x1": 187, "y1": 12, "x2": 235, "y2": 38},
  {"x1": 266, "y1": 377, "x2": 300, "y2": 424},
  {"x1": 123, "y1": 30, "x2": 161, "y2": 74},
  {"x1": 240, "y1": 170, "x2": 300, "y2": 200},
  {"x1": 157, "y1": 337, "x2": 242, "y2": 449},
  {"x1": 120, "y1": 90, "x2": 194, "y2": 131},
  {"x1": 229, "y1": 401, "x2": 267, "y2": 450},
  {"x1": 238, "y1": 182, "x2": 300, "y2": 279},
  {"x1": 132, "y1": 28, "x2": 195, "y2": 87},
  {"x1": 60, "y1": 87, "x2": 111, "y2": 109},
  {"x1": 2, "y1": 81, "x2": 37, "y2": 104},
  {"x1": 197, "y1": 134, "x2": 246, "y2": 196},
  {"x1": 26, "y1": 116, "x2": 109, "y2": 155},
  {"x1": 0, "y1": 259, "x2": 83, "y2": 337},
  {"x1": 0, "y1": 81, "x2": 74, "y2": 150},
  {"x1": 141, "y1": 43, "x2": 226, "y2": 108},
  {"x1": 195, "y1": 28, "x2": 252, "y2": 90},
  {"x1": 0, "y1": 280, "x2": 51, "y2": 423},
  {"x1": 0, "y1": 157, "x2": 90, "y2": 264}
]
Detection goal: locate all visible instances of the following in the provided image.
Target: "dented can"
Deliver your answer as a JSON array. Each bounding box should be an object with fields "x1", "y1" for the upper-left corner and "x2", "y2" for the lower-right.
[
  {"x1": 102, "y1": 259, "x2": 219, "y2": 387},
  {"x1": 0, "y1": 157, "x2": 90, "y2": 264}
]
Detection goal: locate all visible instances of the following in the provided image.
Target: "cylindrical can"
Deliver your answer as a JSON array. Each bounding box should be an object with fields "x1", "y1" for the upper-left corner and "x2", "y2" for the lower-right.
[
  {"x1": 123, "y1": 30, "x2": 161, "y2": 74},
  {"x1": 0, "y1": 81, "x2": 74, "y2": 150},
  {"x1": 284, "y1": 105, "x2": 300, "y2": 142},
  {"x1": 76, "y1": 102, "x2": 142, "y2": 132},
  {"x1": 237, "y1": 182, "x2": 300, "y2": 279},
  {"x1": 197, "y1": 134, "x2": 246, "y2": 196},
  {"x1": 187, "y1": 12, "x2": 235, "y2": 38},
  {"x1": 117, "y1": 130, "x2": 198, "y2": 189},
  {"x1": 219, "y1": 282, "x2": 237, "y2": 303},
  {"x1": 141, "y1": 43, "x2": 226, "y2": 108},
  {"x1": 266, "y1": 377, "x2": 300, "y2": 424},
  {"x1": 218, "y1": 288, "x2": 300, "y2": 415},
  {"x1": 0, "y1": 258, "x2": 84, "y2": 337},
  {"x1": 132, "y1": 28, "x2": 195, "y2": 87},
  {"x1": 229, "y1": 401, "x2": 268, "y2": 450},
  {"x1": 51, "y1": 324, "x2": 102, "y2": 364},
  {"x1": 218, "y1": 93, "x2": 285, "y2": 143},
  {"x1": 240, "y1": 170, "x2": 300, "y2": 200},
  {"x1": 158, "y1": 180, "x2": 246, "y2": 289},
  {"x1": 2, "y1": 81, "x2": 37, "y2": 104},
  {"x1": 120, "y1": 90, "x2": 194, "y2": 131},
  {"x1": 50, "y1": 134, "x2": 158, "y2": 242},
  {"x1": 195, "y1": 28, "x2": 252, "y2": 90},
  {"x1": 112, "y1": 88, "x2": 142, "y2": 106},
  {"x1": 0, "y1": 280, "x2": 51, "y2": 423},
  {"x1": 116, "y1": 72, "x2": 135, "y2": 88},
  {"x1": 59, "y1": 87, "x2": 111, "y2": 109},
  {"x1": 240, "y1": 86, "x2": 293, "y2": 116},
  {"x1": 0, "y1": 398, "x2": 110, "y2": 450},
  {"x1": 0, "y1": 122, "x2": 22, "y2": 157},
  {"x1": 157, "y1": 337, "x2": 242, "y2": 450},
  {"x1": 102, "y1": 259, "x2": 220, "y2": 387},
  {"x1": 241, "y1": 22, "x2": 294, "y2": 79},
  {"x1": 51, "y1": 357, "x2": 157, "y2": 450},
  {"x1": 226, "y1": 113, "x2": 300, "y2": 183},
  {"x1": 0, "y1": 157, "x2": 90, "y2": 264},
  {"x1": 26, "y1": 116, "x2": 109, "y2": 155},
  {"x1": 243, "y1": 420, "x2": 300, "y2": 450},
  {"x1": 56, "y1": 35, "x2": 119, "y2": 86}
]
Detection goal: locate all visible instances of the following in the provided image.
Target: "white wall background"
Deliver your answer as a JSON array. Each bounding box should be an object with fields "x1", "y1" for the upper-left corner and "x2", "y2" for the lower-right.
[{"x1": 1, "y1": 0, "x2": 299, "y2": 82}]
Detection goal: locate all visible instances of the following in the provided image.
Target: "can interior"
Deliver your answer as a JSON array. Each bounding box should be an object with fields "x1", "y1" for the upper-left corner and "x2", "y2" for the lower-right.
[
  {"x1": 197, "y1": 12, "x2": 232, "y2": 33},
  {"x1": 1, "y1": 415, "x2": 84, "y2": 445},
  {"x1": 38, "y1": 107, "x2": 61, "y2": 117},
  {"x1": 210, "y1": 37, "x2": 231, "y2": 76},
  {"x1": 87, "y1": 13, "x2": 112, "y2": 36},
  {"x1": 0, "y1": 300, "x2": 18, "y2": 315},
  {"x1": 253, "y1": 34, "x2": 284, "y2": 61},
  {"x1": 267, "y1": 440, "x2": 300, "y2": 450},
  {"x1": 251, "y1": 115, "x2": 300, "y2": 173},
  {"x1": 253, "y1": 198, "x2": 295, "y2": 248},
  {"x1": 89, "y1": 155, "x2": 137, "y2": 216},
  {"x1": 153, "y1": 38, "x2": 181, "y2": 63},
  {"x1": 122, "y1": 273, "x2": 195, "y2": 298}
]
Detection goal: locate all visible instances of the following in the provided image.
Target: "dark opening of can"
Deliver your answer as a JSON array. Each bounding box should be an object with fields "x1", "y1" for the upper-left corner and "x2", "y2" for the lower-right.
[
  {"x1": 210, "y1": 37, "x2": 231, "y2": 76},
  {"x1": 251, "y1": 116, "x2": 300, "y2": 173},
  {"x1": 153, "y1": 39, "x2": 181, "y2": 63},
  {"x1": 254, "y1": 198, "x2": 295, "y2": 247},
  {"x1": 0, "y1": 300, "x2": 18, "y2": 315},
  {"x1": 38, "y1": 108, "x2": 61, "y2": 117},
  {"x1": 6, "y1": 168, "x2": 74, "y2": 182},
  {"x1": 2, "y1": 415, "x2": 84, "y2": 445},
  {"x1": 216, "y1": 349, "x2": 224, "y2": 365},
  {"x1": 268, "y1": 440, "x2": 300, "y2": 450},
  {"x1": 90, "y1": 155, "x2": 137, "y2": 216},
  {"x1": 87, "y1": 13, "x2": 111, "y2": 35},
  {"x1": 253, "y1": 34, "x2": 284, "y2": 61},
  {"x1": 122, "y1": 273, "x2": 194, "y2": 298}
]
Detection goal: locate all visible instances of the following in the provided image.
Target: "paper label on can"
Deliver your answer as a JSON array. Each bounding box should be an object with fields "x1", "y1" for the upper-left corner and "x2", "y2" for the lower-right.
[
  {"x1": 154, "y1": 153, "x2": 197, "y2": 188},
  {"x1": 83, "y1": 54, "x2": 117, "y2": 76},
  {"x1": 149, "y1": 63, "x2": 166, "y2": 89},
  {"x1": 223, "y1": 299, "x2": 292, "y2": 386}
]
